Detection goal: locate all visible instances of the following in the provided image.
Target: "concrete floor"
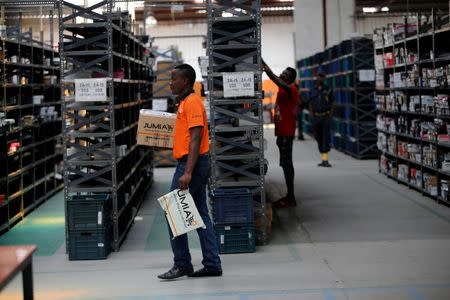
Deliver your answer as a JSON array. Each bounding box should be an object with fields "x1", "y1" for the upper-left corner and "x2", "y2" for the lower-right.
[{"x1": 1, "y1": 127, "x2": 450, "y2": 300}]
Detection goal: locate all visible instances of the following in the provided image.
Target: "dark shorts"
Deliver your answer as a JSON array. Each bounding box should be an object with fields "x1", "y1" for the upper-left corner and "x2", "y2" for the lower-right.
[{"x1": 276, "y1": 136, "x2": 294, "y2": 166}]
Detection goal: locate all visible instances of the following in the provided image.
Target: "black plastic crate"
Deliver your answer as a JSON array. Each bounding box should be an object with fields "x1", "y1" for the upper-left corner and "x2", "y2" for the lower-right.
[
  {"x1": 68, "y1": 229, "x2": 110, "y2": 260},
  {"x1": 214, "y1": 224, "x2": 255, "y2": 254},
  {"x1": 67, "y1": 194, "x2": 111, "y2": 231},
  {"x1": 211, "y1": 188, "x2": 253, "y2": 225}
]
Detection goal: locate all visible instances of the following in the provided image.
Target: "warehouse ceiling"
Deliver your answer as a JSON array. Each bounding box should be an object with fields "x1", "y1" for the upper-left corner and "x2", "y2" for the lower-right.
[
  {"x1": 2, "y1": 0, "x2": 449, "y2": 22},
  {"x1": 135, "y1": 0, "x2": 294, "y2": 22},
  {"x1": 355, "y1": 0, "x2": 450, "y2": 14}
]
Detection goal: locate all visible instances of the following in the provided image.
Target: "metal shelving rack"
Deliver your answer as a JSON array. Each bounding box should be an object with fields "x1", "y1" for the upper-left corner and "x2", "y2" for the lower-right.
[
  {"x1": 375, "y1": 11, "x2": 450, "y2": 205},
  {"x1": 57, "y1": 0, "x2": 154, "y2": 251},
  {"x1": 206, "y1": 0, "x2": 267, "y2": 244},
  {"x1": 152, "y1": 46, "x2": 181, "y2": 167},
  {"x1": 298, "y1": 37, "x2": 378, "y2": 159},
  {"x1": 0, "y1": 4, "x2": 63, "y2": 234}
]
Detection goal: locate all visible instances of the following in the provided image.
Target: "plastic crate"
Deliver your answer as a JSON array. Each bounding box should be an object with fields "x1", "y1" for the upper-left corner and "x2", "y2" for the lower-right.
[
  {"x1": 211, "y1": 188, "x2": 253, "y2": 225},
  {"x1": 68, "y1": 229, "x2": 110, "y2": 260},
  {"x1": 215, "y1": 224, "x2": 255, "y2": 254},
  {"x1": 67, "y1": 194, "x2": 110, "y2": 231}
]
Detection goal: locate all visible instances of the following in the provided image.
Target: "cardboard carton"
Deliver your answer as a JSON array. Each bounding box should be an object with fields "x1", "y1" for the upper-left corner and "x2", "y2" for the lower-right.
[
  {"x1": 153, "y1": 80, "x2": 172, "y2": 97},
  {"x1": 137, "y1": 110, "x2": 176, "y2": 148}
]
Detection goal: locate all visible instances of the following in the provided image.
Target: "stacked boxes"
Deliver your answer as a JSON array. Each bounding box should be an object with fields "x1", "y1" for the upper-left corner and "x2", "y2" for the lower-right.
[
  {"x1": 67, "y1": 194, "x2": 111, "y2": 260},
  {"x1": 211, "y1": 188, "x2": 255, "y2": 254},
  {"x1": 152, "y1": 59, "x2": 178, "y2": 167}
]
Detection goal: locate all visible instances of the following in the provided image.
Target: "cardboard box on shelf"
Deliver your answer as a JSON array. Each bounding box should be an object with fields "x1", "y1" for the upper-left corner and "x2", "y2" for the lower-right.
[
  {"x1": 153, "y1": 80, "x2": 172, "y2": 97},
  {"x1": 137, "y1": 110, "x2": 176, "y2": 148},
  {"x1": 157, "y1": 61, "x2": 175, "y2": 80}
]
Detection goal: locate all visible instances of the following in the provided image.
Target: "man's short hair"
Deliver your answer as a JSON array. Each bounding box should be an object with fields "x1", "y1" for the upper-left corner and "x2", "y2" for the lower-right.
[
  {"x1": 174, "y1": 64, "x2": 196, "y2": 86},
  {"x1": 286, "y1": 67, "x2": 297, "y2": 82}
]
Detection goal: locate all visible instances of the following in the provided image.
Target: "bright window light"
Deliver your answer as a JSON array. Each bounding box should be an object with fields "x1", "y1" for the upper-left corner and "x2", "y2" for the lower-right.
[
  {"x1": 363, "y1": 7, "x2": 378, "y2": 13},
  {"x1": 381, "y1": 6, "x2": 390, "y2": 12}
]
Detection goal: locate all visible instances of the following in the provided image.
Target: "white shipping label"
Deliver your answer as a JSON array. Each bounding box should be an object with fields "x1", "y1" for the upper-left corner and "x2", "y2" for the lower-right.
[
  {"x1": 152, "y1": 98, "x2": 168, "y2": 112},
  {"x1": 358, "y1": 69, "x2": 375, "y2": 82},
  {"x1": 222, "y1": 72, "x2": 254, "y2": 98},
  {"x1": 75, "y1": 78, "x2": 108, "y2": 102},
  {"x1": 98, "y1": 211, "x2": 102, "y2": 225},
  {"x1": 98, "y1": 243, "x2": 104, "y2": 247},
  {"x1": 220, "y1": 234, "x2": 225, "y2": 244}
]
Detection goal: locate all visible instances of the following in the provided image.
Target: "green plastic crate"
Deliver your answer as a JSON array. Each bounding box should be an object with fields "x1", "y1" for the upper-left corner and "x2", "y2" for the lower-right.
[{"x1": 214, "y1": 224, "x2": 255, "y2": 254}]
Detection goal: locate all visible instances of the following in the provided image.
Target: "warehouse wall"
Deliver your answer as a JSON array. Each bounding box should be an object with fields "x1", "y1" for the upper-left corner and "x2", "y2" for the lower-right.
[{"x1": 148, "y1": 16, "x2": 295, "y2": 81}]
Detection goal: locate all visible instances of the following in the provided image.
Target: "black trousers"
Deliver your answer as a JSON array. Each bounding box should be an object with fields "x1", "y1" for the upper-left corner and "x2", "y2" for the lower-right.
[{"x1": 313, "y1": 116, "x2": 331, "y2": 153}]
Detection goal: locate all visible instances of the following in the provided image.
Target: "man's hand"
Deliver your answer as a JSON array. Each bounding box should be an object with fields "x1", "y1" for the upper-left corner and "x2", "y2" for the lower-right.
[{"x1": 178, "y1": 172, "x2": 192, "y2": 190}]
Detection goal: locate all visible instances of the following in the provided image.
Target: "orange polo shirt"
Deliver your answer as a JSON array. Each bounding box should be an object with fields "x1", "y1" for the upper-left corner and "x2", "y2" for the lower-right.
[{"x1": 173, "y1": 93, "x2": 209, "y2": 160}]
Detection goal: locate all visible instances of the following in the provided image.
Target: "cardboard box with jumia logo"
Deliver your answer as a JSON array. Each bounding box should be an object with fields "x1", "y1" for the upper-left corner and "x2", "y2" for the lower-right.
[{"x1": 137, "y1": 110, "x2": 176, "y2": 148}]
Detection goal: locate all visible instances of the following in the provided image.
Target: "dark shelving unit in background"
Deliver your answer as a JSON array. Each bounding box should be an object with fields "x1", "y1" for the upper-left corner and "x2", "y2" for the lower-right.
[
  {"x1": 297, "y1": 37, "x2": 378, "y2": 159},
  {"x1": 206, "y1": 0, "x2": 267, "y2": 247},
  {"x1": 58, "y1": 0, "x2": 154, "y2": 255},
  {"x1": 375, "y1": 11, "x2": 450, "y2": 205},
  {"x1": 0, "y1": 11, "x2": 63, "y2": 234}
]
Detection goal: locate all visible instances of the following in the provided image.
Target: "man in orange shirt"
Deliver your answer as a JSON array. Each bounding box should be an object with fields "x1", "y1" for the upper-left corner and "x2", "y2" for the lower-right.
[{"x1": 158, "y1": 64, "x2": 222, "y2": 280}]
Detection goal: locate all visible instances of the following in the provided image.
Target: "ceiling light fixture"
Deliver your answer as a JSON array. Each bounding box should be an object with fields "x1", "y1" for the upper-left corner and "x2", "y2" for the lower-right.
[
  {"x1": 381, "y1": 6, "x2": 389, "y2": 12},
  {"x1": 222, "y1": 11, "x2": 233, "y2": 17},
  {"x1": 145, "y1": 15, "x2": 157, "y2": 26},
  {"x1": 261, "y1": 6, "x2": 294, "y2": 12},
  {"x1": 362, "y1": 7, "x2": 378, "y2": 13}
]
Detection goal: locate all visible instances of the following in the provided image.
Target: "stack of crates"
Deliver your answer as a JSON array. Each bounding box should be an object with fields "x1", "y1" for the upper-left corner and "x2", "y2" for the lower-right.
[
  {"x1": 67, "y1": 194, "x2": 111, "y2": 260},
  {"x1": 211, "y1": 188, "x2": 255, "y2": 254}
]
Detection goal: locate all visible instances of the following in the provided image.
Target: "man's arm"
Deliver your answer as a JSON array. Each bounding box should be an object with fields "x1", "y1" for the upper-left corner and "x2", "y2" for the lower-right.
[
  {"x1": 178, "y1": 126, "x2": 202, "y2": 190},
  {"x1": 262, "y1": 59, "x2": 290, "y2": 94}
]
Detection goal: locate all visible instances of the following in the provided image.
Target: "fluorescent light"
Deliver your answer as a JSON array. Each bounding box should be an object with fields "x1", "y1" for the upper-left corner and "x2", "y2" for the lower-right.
[
  {"x1": 261, "y1": 6, "x2": 294, "y2": 12},
  {"x1": 145, "y1": 15, "x2": 157, "y2": 25},
  {"x1": 194, "y1": 0, "x2": 204, "y2": 3},
  {"x1": 381, "y1": 6, "x2": 389, "y2": 12},
  {"x1": 197, "y1": 9, "x2": 207, "y2": 14},
  {"x1": 362, "y1": 7, "x2": 378, "y2": 13}
]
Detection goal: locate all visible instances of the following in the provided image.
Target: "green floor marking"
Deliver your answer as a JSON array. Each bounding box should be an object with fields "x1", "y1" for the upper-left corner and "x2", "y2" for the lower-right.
[
  {"x1": 145, "y1": 209, "x2": 201, "y2": 252},
  {"x1": 0, "y1": 191, "x2": 65, "y2": 256}
]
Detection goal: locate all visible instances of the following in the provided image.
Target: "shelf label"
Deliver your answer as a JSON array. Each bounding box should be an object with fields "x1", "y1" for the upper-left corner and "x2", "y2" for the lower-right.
[
  {"x1": 222, "y1": 72, "x2": 254, "y2": 98},
  {"x1": 75, "y1": 78, "x2": 108, "y2": 102},
  {"x1": 358, "y1": 69, "x2": 375, "y2": 82}
]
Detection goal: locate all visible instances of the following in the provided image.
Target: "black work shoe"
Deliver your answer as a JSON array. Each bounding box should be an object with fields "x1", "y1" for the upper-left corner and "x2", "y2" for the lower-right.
[
  {"x1": 187, "y1": 267, "x2": 223, "y2": 277},
  {"x1": 318, "y1": 161, "x2": 332, "y2": 167},
  {"x1": 157, "y1": 266, "x2": 193, "y2": 280}
]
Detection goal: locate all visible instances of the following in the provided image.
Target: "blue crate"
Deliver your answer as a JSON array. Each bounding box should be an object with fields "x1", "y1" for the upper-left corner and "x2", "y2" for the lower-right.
[
  {"x1": 68, "y1": 229, "x2": 110, "y2": 260},
  {"x1": 214, "y1": 224, "x2": 255, "y2": 254},
  {"x1": 67, "y1": 194, "x2": 111, "y2": 231},
  {"x1": 211, "y1": 188, "x2": 253, "y2": 224}
]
